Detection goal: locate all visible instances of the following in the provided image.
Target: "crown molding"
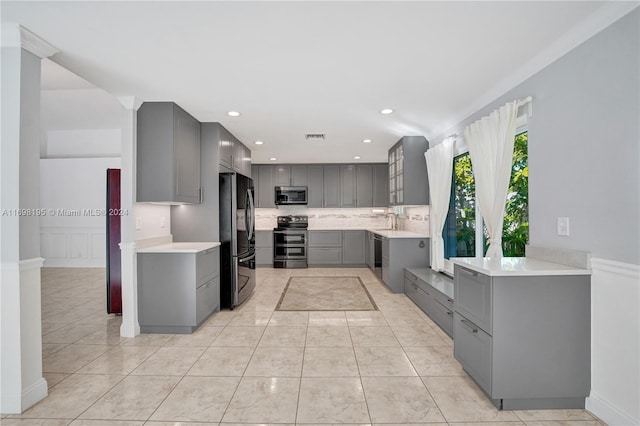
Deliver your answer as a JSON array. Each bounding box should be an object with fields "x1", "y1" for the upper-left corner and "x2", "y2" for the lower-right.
[
  {"x1": 20, "y1": 25, "x2": 59, "y2": 58},
  {"x1": 1, "y1": 23, "x2": 59, "y2": 58},
  {"x1": 117, "y1": 96, "x2": 143, "y2": 111},
  {"x1": 431, "y1": 1, "x2": 640, "y2": 142}
]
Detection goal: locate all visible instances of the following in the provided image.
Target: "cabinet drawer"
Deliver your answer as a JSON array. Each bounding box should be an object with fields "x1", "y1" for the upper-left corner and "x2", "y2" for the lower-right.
[
  {"x1": 405, "y1": 278, "x2": 431, "y2": 314},
  {"x1": 255, "y1": 247, "x2": 273, "y2": 266},
  {"x1": 196, "y1": 278, "x2": 219, "y2": 325},
  {"x1": 254, "y1": 231, "x2": 273, "y2": 248},
  {"x1": 308, "y1": 231, "x2": 342, "y2": 247},
  {"x1": 404, "y1": 270, "x2": 419, "y2": 285},
  {"x1": 432, "y1": 288, "x2": 454, "y2": 312},
  {"x1": 455, "y1": 266, "x2": 492, "y2": 334},
  {"x1": 454, "y1": 312, "x2": 492, "y2": 395},
  {"x1": 308, "y1": 247, "x2": 342, "y2": 264},
  {"x1": 430, "y1": 299, "x2": 454, "y2": 337},
  {"x1": 196, "y1": 248, "x2": 219, "y2": 284}
]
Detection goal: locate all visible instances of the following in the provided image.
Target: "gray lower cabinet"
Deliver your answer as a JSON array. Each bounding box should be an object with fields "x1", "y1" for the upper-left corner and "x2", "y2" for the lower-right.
[
  {"x1": 404, "y1": 267, "x2": 454, "y2": 336},
  {"x1": 366, "y1": 231, "x2": 375, "y2": 269},
  {"x1": 137, "y1": 102, "x2": 201, "y2": 204},
  {"x1": 380, "y1": 237, "x2": 429, "y2": 293},
  {"x1": 307, "y1": 230, "x2": 367, "y2": 266},
  {"x1": 342, "y1": 230, "x2": 365, "y2": 264},
  {"x1": 308, "y1": 231, "x2": 342, "y2": 265},
  {"x1": 453, "y1": 264, "x2": 591, "y2": 410},
  {"x1": 138, "y1": 246, "x2": 220, "y2": 333},
  {"x1": 255, "y1": 230, "x2": 273, "y2": 266}
]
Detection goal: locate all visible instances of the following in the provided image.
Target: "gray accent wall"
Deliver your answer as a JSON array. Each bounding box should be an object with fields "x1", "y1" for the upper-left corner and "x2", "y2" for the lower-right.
[{"x1": 432, "y1": 10, "x2": 639, "y2": 265}]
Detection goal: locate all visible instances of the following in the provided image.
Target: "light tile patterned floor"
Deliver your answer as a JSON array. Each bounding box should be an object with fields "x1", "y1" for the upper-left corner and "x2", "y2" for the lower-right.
[{"x1": 2, "y1": 267, "x2": 606, "y2": 425}]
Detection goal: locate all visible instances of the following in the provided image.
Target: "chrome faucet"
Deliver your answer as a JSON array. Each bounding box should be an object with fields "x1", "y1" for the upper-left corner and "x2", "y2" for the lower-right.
[{"x1": 387, "y1": 213, "x2": 399, "y2": 230}]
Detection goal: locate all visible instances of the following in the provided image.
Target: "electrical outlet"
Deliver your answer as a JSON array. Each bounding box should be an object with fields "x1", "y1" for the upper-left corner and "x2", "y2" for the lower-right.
[
  {"x1": 136, "y1": 217, "x2": 142, "y2": 230},
  {"x1": 557, "y1": 217, "x2": 570, "y2": 236},
  {"x1": 160, "y1": 217, "x2": 166, "y2": 228}
]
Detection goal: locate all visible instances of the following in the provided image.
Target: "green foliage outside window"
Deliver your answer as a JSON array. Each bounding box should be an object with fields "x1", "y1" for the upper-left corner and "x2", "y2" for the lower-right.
[{"x1": 446, "y1": 132, "x2": 529, "y2": 258}]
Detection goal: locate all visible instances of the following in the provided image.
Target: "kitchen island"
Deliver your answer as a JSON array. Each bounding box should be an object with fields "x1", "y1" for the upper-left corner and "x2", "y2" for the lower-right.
[
  {"x1": 137, "y1": 242, "x2": 221, "y2": 333},
  {"x1": 452, "y1": 254, "x2": 591, "y2": 410}
]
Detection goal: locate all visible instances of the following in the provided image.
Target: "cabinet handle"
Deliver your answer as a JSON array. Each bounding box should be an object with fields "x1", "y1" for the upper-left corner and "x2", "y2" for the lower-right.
[
  {"x1": 446, "y1": 311, "x2": 453, "y2": 316},
  {"x1": 447, "y1": 298, "x2": 453, "y2": 303},
  {"x1": 412, "y1": 283, "x2": 417, "y2": 290},
  {"x1": 460, "y1": 318, "x2": 479, "y2": 333}
]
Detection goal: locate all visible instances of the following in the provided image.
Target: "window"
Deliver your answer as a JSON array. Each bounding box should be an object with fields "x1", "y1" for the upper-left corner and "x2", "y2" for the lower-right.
[{"x1": 443, "y1": 131, "x2": 529, "y2": 263}]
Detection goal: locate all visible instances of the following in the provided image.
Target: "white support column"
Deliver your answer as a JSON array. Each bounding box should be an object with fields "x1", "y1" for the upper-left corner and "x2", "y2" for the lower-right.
[
  {"x1": 0, "y1": 23, "x2": 58, "y2": 414},
  {"x1": 117, "y1": 96, "x2": 142, "y2": 338}
]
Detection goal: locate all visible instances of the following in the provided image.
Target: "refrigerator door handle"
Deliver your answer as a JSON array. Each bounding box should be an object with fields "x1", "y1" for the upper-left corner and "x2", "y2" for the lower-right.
[{"x1": 247, "y1": 188, "x2": 255, "y2": 241}]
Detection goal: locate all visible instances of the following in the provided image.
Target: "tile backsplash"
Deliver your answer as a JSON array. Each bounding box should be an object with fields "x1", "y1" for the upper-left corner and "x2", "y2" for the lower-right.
[{"x1": 256, "y1": 205, "x2": 430, "y2": 236}]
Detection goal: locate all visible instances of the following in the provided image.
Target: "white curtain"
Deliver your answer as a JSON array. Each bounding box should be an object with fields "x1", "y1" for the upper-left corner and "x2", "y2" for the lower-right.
[
  {"x1": 464, "y1": 99, "x2": 522, "y2": 258},
  {"x1": 425, "y1": 138, "x2": 454, "y2": 271}
]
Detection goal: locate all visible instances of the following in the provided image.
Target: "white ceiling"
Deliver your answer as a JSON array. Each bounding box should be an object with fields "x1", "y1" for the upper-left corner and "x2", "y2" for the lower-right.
[{"x1": 2, "y1": 1, "x2": 632, "y2": 163}]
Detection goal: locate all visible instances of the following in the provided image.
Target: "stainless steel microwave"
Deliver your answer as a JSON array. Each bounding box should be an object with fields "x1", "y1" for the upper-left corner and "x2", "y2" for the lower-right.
[{"x1": 275, "y1": 186, "x2": 307, "y2": 205}]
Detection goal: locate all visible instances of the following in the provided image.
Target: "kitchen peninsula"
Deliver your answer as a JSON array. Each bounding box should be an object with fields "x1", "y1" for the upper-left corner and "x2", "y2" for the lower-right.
[{"x1": 451, "y1": 250, "x2": 591, "y2": 410}]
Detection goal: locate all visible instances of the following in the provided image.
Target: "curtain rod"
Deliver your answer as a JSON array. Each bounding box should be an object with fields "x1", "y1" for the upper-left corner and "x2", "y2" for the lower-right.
[{"x1": 444, "y1": 96, "x2": 533, "y2": 143}]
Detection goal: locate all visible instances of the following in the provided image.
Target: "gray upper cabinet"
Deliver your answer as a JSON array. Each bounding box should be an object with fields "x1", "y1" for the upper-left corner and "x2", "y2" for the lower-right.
[
  {"x1": 307, "y1": 165, "x2": 323, "y2": 207},
  {"x1": 356, "y1": 165, "x2": 373, "y2": 207},
  {"x1": 373, "y1": 163, "x2": 388, "y2": 207},
  {"x1": 356, "y1": 164, "x2": 388, "y2": 208},
  {"x1": 256, "y1": 164, "x2": 276, "y2": 208},
  {"x1": 323, "y1": 165, "x2": 341, "y2": 207},
  {"x1": 291, "y1": 165, "x2": 308, "y2": 186},
  {"x1": 251, "y1": 162, "x2": 385, "y2": 208},
  {"x1": 219, "y1": 126, "x2": 233, "y2": 169},
  {"x1": 137, "y1": 102, "x2": 201, "y2": 204},
  {"x1": 218, "y1": 124, "x2": 251, "y2": 177},
  {"x1": 340, "y1": 165, "x2": 357, "y2": 208},
  {"x1": 275, "y1": 165, "x2": 291, "y2": 186},
  {"x1": 388, "y1": 136, "x2": 429, "y2": 206}
]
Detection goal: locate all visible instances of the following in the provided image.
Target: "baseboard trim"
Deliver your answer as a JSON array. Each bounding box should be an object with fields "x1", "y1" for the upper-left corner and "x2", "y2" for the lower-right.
[
  {"x1": 21, "y1": 378, "x2": 48, "y2": 412},
  {"x1": 0, "y1": 378, "x2": 48, "y2": 415},
  {"x1": 587, "y1": 392, "x2": 639, "y2": 426}
]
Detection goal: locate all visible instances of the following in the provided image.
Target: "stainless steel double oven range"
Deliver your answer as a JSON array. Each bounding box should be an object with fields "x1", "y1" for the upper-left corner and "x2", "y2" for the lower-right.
[{"x1": 273, "y1": 215, "x2": 308, "y2": 268}]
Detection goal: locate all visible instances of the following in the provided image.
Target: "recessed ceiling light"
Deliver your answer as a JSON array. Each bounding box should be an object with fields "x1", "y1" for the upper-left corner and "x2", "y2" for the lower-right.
[
  {"x1": 227, "y1": 111, "x2": 241, "y2": 117},
  {"x1": 269, "y1": 157, "x2": 277, "y2": 161},
  {"x1": 354, "y1": 156, "x2": 361, "y2": 160},
  {"x1": 255, "y1": 141, "x2": 263, "y2": 145},
  {"x1": 363, "y1": 139, "x2": 372, "y2": 143},
  {"x1": 380, "y1": 108, "x2": 394, "y2": 115}
]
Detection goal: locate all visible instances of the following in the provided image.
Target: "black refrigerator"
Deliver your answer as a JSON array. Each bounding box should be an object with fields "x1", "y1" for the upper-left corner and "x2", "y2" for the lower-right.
[{"x1": 219, "y1": 172, "x2": 256, "y2": 309}]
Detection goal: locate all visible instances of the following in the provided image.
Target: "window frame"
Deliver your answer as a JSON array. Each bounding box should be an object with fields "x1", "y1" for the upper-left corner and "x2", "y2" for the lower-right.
[{"x1": 441, "y1": 115, "x2": 528, "y2": 276}]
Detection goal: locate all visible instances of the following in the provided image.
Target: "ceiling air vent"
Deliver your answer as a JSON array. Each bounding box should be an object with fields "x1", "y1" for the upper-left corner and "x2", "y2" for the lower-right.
[{"x1": 305, "y1": 133, "x2": 326, "y2": 140}]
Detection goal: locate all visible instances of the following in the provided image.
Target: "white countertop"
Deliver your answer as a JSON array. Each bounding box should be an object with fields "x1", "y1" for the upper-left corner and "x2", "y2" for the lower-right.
[
  {"x1": 137, "y1": 242, "x2": 220, "y2": 253},
  {"x1": 255, "y1": 228, "x2": 429, "y2": 239},
  {"x1": 452, "y1": 257, "x2": 591, "y2": 276},
  {"x1": 367, "y1": 229, "x2": 429, "y2": 239}
]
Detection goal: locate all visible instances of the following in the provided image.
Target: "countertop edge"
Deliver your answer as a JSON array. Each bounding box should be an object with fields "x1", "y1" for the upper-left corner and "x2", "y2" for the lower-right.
[
  {"x1": 137, "y1": 242, "x2": 221, "y2": 254},
  {"x1": 451, "y1": 258, "x2": 592, "y2": 277}
]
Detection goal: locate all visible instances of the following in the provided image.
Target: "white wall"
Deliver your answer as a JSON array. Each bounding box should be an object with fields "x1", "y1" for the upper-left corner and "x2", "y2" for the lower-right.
[
  {"x1": 40, "y1": 157, "x2": 121, "y2": 267},
  {"x1": 430, "y1": 10, "x2": 639, "y2": 425},
  {"x1": 44, "y1": 128, "x2": 121, "y2": 158},
  {"x1": 134, "y1": 203, "x2": 171, "y2": 241}
]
